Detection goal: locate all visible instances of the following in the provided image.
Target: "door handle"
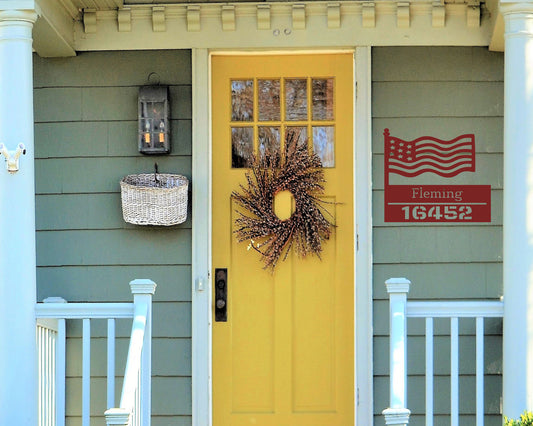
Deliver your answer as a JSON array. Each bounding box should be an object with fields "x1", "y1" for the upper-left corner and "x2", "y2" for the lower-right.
[{"x1": 215, "y1": 268, "x2": 227, "y2": 322}]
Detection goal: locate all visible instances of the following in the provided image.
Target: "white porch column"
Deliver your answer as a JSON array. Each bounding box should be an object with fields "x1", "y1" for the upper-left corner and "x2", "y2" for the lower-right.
[
  {"x1": 501, "y1": 0, "x2": 533, "y2": 418},
  {"x1": 0, "y1": 3, "x2": 38, "y2": 425}
]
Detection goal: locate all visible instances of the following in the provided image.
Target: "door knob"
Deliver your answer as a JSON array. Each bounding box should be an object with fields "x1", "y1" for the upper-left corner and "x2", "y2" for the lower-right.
[{"x1": 215, "y1": 268, "x2": 227, "y2": 322}]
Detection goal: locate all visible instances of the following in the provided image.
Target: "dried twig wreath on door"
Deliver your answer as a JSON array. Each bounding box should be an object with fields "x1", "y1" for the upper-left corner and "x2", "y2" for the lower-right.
[{"x1": 232, "y1": 134, "x2": 334, "y2": 272}]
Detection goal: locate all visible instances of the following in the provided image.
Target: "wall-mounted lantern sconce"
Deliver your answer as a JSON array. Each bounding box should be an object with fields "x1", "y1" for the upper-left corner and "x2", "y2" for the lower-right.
[{"x1": 138, "y1": 85, "x2": 170, "y2": 155}]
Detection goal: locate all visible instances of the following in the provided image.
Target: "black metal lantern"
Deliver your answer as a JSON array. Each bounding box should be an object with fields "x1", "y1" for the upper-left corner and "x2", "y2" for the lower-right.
[{"x1": 138, "y1": 85, "x2": 170, "y2": 154}]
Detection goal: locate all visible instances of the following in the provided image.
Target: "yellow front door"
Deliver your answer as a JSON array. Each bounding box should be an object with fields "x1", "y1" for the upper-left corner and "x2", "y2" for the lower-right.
[{"x1": 212, "y1": 53, "x2": 354, "y2": 426}]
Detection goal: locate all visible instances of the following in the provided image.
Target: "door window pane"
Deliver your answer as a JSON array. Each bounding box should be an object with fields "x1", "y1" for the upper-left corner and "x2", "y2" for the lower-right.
[
  {"x1": 232, "y1": 127, "x2": 254, "y2": 168},
  {"x1": 232, "y1": 80, "x2": 254, "y2": 121},
  {"x1": 286, "y1": 127, "x2": 308, "y2": 150},
  {"x1": 312, "y1": 78, "x2": 334, "y2": 120},
  {"x1": 258, "y1": 79, "x2": 281, "y2": 121},
  {"x1": 312, "y1": 126, "x2": 335, "y2": 167},
  {"x1": 285, "y1": 79, "x2": 308, "y2": 121},
  {"x1": 258, "y1": 127, "x2": 281, "y2": 163}
]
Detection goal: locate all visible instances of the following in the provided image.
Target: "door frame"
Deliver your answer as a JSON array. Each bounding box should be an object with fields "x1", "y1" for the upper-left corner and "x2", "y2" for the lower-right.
[{"x1": 191, "y1": 47, "x2": 373, "y2": 426}]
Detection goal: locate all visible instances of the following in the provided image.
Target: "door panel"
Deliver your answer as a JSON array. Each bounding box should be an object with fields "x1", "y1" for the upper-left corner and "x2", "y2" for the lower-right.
[{"x1": 212, "y1": 53, "x2": 354, "y2": 426}]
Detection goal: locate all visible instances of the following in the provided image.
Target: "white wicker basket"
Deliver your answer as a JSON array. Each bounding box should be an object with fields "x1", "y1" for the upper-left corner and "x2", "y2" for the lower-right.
[{"x1": 120, "y1": 173, "x2": 189, "y2": 226}]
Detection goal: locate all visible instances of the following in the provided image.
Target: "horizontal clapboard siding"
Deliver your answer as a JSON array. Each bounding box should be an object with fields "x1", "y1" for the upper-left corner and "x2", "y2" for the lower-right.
[
  {"x1": 35, "y1": 157, "x2": 192, "y2": 194},
  {"x1": 34, "y1": 50, "x2": 193, "y2": 424},
  {"x1": 37, "y1": 265, "x2": 191, "y2": 302},
  {"x1": 35, "y1": 120, "x2": 192, "y2": 158},
  {"x1": 372, "y1": 47, "x2": 503, "y2": 425}
]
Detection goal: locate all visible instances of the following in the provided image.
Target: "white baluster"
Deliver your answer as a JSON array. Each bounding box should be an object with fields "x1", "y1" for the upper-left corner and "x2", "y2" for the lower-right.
[
  {"x1": 451, "y1": 317, "x2": 459, "y2": 426},
  {"x1": 82, "y1": 319, "x2": 91, "y2": 426},
  {"x1": 108, "y1": 319, "x2": 116, "y2": 410},
  {"x1": 56, "y1": 318, "x2": 66, "y2": 426},
  {"x1": 425, "y1": 317, "x2": 434, "y2": 426},
  {"x1": 476, "y1": 317, "x2": 484, "y2": 426}
]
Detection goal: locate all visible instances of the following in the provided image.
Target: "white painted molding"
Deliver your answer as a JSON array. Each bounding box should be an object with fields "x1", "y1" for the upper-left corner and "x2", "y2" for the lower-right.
[
  {"x1": 117, "y1": 8, "x2": 131, "y2": 32},
  {"x1": 188, "y1": 5, "x2": 201, "y2": 31},
  {"x1": 362, "y1": 2, "x2": 376, "y2": 27},
  {"x1": 397, "y1": 2, "x2": 410, "y2": 27},
  {"x1": 432, "y1": 1, "x2": 445, "y2": 27},
  {"x1": 327, "y1": 3, "x2": 341, "y2": 28},
  {"x1": 221, "y1": 5, "x2": 235, "y2": 30},
  {"x1": 467, "y1": 1, "x2": 480, "y2": 27},
  {"x1": 292, "y1": 4, "x2": 306, "y2": 29},
  {"x1": 152, "y1": 6, "x2": 166, "y2": 32},
  {"x1": 83, "y1": 8, "x2": 96, "y2": 33},
  {"x1": 69, "y1": 2, "x2": 493, "y2": 52},
  {"x1": 257, "y1": 4, "x2": 271, "y2": 29}
]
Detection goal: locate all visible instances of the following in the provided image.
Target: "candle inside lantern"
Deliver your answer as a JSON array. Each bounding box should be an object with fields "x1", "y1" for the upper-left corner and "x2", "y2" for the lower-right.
[
  {"x1": 144, "y1": 121, "x2": 151, "y2": 144},
  {"x1": 159, "y1": 120, "x2": 165, "y2": 143}
]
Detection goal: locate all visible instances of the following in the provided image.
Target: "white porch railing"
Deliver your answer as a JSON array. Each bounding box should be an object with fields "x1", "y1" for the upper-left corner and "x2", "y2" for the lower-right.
[
  {"x1": 382, "y1": 278, "x2": 504, "y2": 426},
  {"x1": 35, "y1": 279, "x2": 156, "y2": 426}
]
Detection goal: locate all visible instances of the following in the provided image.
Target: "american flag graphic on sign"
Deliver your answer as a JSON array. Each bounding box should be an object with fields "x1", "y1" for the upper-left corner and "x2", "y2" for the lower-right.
[{"x1": 384, "y1": 128, "x2": 475, "y2": 179}]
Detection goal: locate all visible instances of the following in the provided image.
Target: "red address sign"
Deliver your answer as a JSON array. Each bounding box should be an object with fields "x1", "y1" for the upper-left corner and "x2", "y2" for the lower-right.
[{"x1": 385, "y1": 184, "x2": 491, "y2": 222}]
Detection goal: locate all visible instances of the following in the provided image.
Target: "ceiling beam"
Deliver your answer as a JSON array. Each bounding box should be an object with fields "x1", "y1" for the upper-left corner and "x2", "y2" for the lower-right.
[{"x1": 34, "y1": 0, "x2": 77, "y2": 57}]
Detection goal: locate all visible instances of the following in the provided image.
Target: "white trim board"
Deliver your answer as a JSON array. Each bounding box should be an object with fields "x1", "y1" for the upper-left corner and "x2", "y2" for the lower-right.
[
  {"x1": 191, "y1": 48, "x2": 212, "y2": 426},
  {"x1": 354, "y1": 46, "x2": 373, "y2": 426},
  {"x1": 191, "y1": 47, "x2": 373, "y2": 426}
]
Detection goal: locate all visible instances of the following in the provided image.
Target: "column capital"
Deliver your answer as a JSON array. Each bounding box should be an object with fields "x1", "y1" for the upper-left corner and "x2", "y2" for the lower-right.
[
  {"x1": 500, "y1": 0, "x2": 533, "y2": 16},
  {"x1": 0, "y1": 10, "x2": 37, "y2": 23},
  {"x1": 0, "y1": 1, "x2": 37, "y2": 23}
]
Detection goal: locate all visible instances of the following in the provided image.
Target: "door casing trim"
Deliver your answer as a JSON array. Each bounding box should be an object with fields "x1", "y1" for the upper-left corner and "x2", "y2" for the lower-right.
[{"x1": 191, "y1": 46, "x2": 373, "y2": 426}]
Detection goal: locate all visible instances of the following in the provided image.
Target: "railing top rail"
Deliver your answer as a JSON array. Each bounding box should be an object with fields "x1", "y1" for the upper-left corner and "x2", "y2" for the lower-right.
[
  {"x1": 35, "y1": 302, "x2": 135, "y2": 319},
  {"x1": 406, "y1": 300, "x2": 504, "y2": 318}
]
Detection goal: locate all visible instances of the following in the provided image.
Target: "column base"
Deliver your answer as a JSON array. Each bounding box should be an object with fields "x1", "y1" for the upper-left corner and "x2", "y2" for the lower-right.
[{"x1": 383, "y1": 407, "x2": 411, "y2": 425}]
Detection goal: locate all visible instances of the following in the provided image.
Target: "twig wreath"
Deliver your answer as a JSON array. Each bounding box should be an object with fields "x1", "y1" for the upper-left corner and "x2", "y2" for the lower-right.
[{"x1": 232, "y1": 134, "x2": 334, "y2": 272}]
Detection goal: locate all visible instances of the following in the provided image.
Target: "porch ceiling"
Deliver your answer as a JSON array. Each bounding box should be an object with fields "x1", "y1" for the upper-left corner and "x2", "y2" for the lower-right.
[{"x1": 32, "y1": 0, "x2": 501, "y2": 57}]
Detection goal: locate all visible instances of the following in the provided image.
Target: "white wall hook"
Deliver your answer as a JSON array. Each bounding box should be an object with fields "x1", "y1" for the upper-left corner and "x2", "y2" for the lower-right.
[{"x1": 0, "y1": 143, "x2": 26, "y2": 174}]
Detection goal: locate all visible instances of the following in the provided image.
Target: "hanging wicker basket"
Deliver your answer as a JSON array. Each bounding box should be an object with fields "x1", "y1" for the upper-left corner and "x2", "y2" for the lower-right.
[{"x1": 120, "y1": 173, "x2": 189, "y2": 226}]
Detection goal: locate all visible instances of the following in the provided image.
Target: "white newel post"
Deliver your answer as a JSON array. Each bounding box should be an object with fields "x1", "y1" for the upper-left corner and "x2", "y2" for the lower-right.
[
  {"x1": 0, "y1": 4, "x2": 38, "y2": 426},
  {"x1": 383, "y1": 278, "x2": 411, "y2": 426},
  {"x1": 130, "y1": 279, "x2": 156, "y2": 426},
  {"x1": 500, "y1": 0, "x2": 533, "y2": 418}
]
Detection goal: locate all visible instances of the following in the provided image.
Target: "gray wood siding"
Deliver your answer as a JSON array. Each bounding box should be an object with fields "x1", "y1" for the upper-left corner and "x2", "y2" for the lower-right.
[
  {"x1": 34, "y1": 50, "x2": 192, "y2": 425},
  {"x1": 372, "y1": 47, "x2": 504, "y2": 425}
]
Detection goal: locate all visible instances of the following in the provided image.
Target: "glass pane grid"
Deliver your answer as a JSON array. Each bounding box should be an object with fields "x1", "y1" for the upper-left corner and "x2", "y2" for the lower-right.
[{"x1": 230, "y1": 76, "x2": 335, "y2": 168}]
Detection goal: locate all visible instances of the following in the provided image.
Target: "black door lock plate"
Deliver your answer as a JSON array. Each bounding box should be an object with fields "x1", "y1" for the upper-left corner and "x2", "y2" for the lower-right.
[{"x1": 215, "y1": 268, "x2": 227, "y2": 322}]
